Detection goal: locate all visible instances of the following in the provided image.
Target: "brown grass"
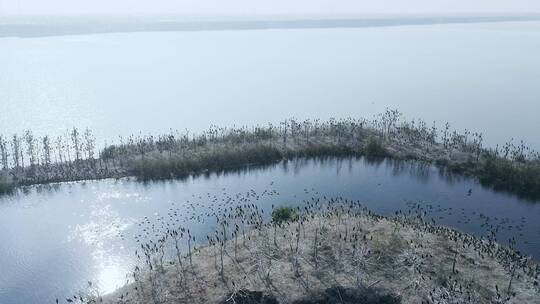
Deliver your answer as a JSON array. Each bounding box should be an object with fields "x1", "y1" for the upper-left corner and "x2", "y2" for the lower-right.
[{"x1": 102, "y1": 208, "x2": 540, "y2": 304}]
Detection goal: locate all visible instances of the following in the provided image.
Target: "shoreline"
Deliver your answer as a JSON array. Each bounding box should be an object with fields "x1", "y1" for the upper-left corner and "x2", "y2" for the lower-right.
[
  {"x1": 3, "y1": 15, "x2": 540, "y2": 38},
  {"x1": 1, "y1": 114, "x2": 540, "y2": 201},
  {"x1": 88, "y1": 199, "x2": 540, "y2": 304}
]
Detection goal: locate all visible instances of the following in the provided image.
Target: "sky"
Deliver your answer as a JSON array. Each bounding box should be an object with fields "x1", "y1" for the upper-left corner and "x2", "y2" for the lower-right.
[{"x1": 1, "y1": 0, "x2": 540, "y2": 17}]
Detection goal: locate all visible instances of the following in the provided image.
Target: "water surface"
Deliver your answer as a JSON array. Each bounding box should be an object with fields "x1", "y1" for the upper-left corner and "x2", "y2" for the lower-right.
[
  {"x1": 1, "y1": 21, "x2": 540, "y2": 149},
  {"x1": 1, "y1": 21, "x2": 540, "y2": 304},
  {"x1": 0, "y1": 157, "x2": 539, "y2": 303}
]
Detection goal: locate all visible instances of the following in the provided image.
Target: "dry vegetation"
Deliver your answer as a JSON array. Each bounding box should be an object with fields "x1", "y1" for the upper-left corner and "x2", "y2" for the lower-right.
[
  {"x1": 2, "y1": 109, "x2": 540, "y2": 199},
  {"x1": 62, "y1": 199, "x2": 540, "y2": 304}
]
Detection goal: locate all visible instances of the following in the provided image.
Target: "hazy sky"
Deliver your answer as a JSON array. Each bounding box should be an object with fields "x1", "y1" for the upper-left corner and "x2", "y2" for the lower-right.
[{"x1": 1, "y1": 0, "x2": 540, "y2": 17}]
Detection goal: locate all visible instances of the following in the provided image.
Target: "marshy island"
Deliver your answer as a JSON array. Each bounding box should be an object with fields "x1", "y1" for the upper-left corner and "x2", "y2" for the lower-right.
[
  {"x1": 77, "y1": 198, "x2": 540, "y2": 304},
  {"x1": 1, "y1": 110, "x2": 539, "y2": 200}
]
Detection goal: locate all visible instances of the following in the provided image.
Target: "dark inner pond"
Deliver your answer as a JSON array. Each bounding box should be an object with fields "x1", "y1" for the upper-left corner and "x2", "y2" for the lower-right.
[{"x1": 0, "y1": 157, "x2": 539, "y2": 303}]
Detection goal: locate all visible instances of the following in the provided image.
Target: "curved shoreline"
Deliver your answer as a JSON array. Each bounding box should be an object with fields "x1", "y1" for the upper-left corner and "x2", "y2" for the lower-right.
[
  {"x1": 89, "y1": 198, "x2": 540, "y2": 304},
  {"x1": 2, "y1": 115, "x2": 540, "y2": 201}
]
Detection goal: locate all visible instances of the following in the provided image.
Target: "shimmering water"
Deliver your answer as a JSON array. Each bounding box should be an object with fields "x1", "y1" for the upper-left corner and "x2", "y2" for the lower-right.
[
  {"x1": 0, "y1": 157, "x2": 539, "y2": 303},
  {"x1": 1, "y1": 21, "x2": 540, "y2": 149}
]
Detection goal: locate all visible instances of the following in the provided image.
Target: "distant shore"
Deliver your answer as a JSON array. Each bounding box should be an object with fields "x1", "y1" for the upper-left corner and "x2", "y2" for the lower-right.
[{"x1": 2, "y1": 15, "x2": 540, "y2": 38}]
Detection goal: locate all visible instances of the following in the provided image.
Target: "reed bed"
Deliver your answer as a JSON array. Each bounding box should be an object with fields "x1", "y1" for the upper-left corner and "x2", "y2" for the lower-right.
[
  {"x1": 61, "y1": 196, "x2": 540, "y2": 304},
  {"x1": 2, "y1": 109, "x2": 539, "y2": 199}
]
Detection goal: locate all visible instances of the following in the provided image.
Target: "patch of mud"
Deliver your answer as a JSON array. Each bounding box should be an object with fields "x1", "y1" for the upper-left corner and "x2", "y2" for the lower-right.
[
  {"x1": 221, "y1": 289, "x2": 279, "y2": 304},
  {"x1": 221, "y1": 287, "x2": 400, "y2": 304},
  {"x1": 292, "y1": 286, "x2": 401, "y2": 304}
]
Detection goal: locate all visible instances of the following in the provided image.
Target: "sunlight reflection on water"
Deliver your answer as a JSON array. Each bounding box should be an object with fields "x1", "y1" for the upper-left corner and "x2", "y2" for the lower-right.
[
  {"x1": 70, "y1": 201, "x2": 137, "y2": 293},
  {"x1": 96, "y1": 258, "x2": 128, "y2": 295},
  {"x1": 1, "y1": 155, "x2": 540, "y2": 303}
]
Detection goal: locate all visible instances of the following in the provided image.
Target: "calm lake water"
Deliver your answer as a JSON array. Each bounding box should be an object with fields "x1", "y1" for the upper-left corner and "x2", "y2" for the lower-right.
[
  {"x1": 1, "y1": 21, "x2": 540, "y2": 303},
  {"x1": 1, "y1": 158, "x2": 540, "y2": 303},
  {"x1": 1, "y1": 21, "x2": 540, "y2": 149}
]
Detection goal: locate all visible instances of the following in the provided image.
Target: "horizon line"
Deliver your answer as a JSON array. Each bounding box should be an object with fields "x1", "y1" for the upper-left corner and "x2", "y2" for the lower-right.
[{"x1": 2, "y1": 14, "x2": 540, "y2": 38}]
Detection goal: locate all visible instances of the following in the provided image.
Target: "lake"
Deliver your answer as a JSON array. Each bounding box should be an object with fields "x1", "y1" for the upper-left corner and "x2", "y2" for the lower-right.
[
  {"x1": 1, "y1": 20, "x2": 540, "y2": 303},
  {"x1": 1, "y1": 21, "x2": 540, "y2": 149}
]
